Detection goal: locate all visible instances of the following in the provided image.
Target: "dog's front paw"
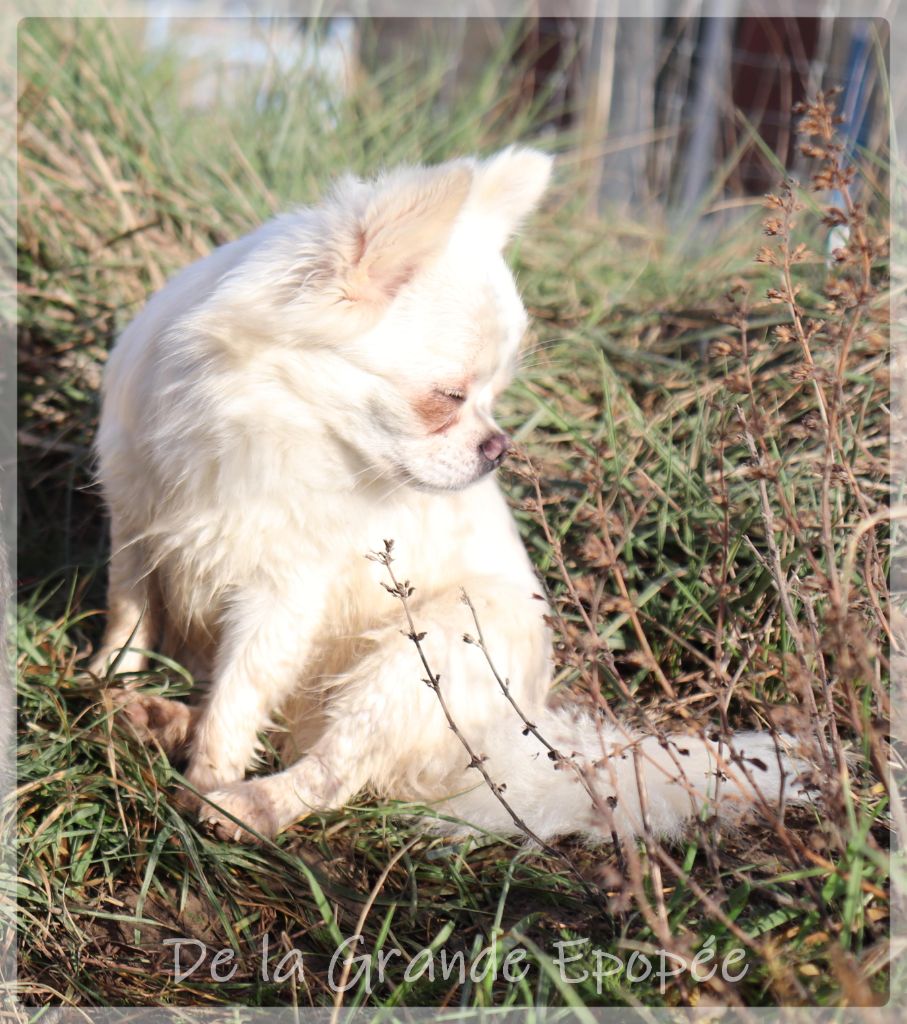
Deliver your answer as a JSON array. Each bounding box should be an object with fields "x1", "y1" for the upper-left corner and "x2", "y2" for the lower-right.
[{"x1": 198, "y1": 782, "x2": 279, "y2": 844}]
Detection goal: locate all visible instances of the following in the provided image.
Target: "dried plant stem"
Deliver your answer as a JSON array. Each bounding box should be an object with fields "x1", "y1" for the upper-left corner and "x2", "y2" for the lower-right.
[
  {"x1": 737, "y1": 408, "x2": 832, "y2": 764},
  {"x1": 523, "y1": 448, "x2": 683, "y2": 706},
  {"x1": 371, "y1": 543, "x2": 605, "y2": 906},
  {"x1": 732, "y1": 349, "x2": 810, "y2": 657},
  {"x1": 330, "y1": 836, "x2": 420, "y2": 1022},
  {"x1": 459, "y1": 589, "x2": 619, "y2": 829}
]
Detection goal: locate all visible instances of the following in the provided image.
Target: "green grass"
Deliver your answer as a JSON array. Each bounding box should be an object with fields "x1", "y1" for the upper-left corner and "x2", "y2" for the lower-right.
[{"x1": 13, "y1": 16, "x2": 895, "y2": 1011}]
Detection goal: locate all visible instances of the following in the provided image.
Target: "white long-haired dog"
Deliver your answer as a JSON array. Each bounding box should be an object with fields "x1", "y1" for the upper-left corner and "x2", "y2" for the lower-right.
[{"x1": 93, "y1": 147, "x2": 806, "y2": 843}]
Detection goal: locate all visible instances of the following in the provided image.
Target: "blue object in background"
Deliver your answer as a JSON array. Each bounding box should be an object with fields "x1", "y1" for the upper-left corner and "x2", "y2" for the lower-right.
[{"x1": 826, "y1": 20, "x2": 875, "y2": 259}]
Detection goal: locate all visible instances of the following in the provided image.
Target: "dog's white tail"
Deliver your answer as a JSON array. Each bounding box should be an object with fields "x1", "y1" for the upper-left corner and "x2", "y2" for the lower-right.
[{"x1": 438, "y1": 706, "x2": 809, "y2": 842}]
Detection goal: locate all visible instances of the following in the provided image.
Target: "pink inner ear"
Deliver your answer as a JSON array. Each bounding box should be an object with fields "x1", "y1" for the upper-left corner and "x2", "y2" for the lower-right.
[
  {"x1": 345, "y1": 251, "x2": 415, "y2": 306},
  {"x1": 346, "y1": 226, "x2": 414, "y2": 304},
  {"x1": 352, "y1": 226, "x2": 368, "y2": 266},
  {"x1": 340, "y1": 163, "x2": 474, "y2": 308},
  {"x1": 375, "y1": 262, "x2": 416, "y2": 298}
]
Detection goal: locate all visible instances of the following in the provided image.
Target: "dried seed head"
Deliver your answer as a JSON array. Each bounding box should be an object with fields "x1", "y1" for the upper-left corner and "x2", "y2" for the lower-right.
[{"x1": 710, "y1": 337, "x2": 737, "y2": 357}]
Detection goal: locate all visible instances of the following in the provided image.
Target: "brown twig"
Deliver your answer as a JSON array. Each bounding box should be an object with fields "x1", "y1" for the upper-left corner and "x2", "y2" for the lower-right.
[{"x1": 370, "y1": 541, "x2": 606, "y2": 907}]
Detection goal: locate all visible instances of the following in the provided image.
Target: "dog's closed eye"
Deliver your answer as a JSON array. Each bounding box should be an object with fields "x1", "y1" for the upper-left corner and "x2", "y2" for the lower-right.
[{"x1": 414, "y1": 386, "x2": 468, "y2": 433}]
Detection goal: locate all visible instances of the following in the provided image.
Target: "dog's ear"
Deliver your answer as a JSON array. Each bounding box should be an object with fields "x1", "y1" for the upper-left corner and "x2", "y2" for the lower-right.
[
  {"x1": 469, "y1": 146, "x2": 553, "y2": 249},
  {"x1": 339, "y1": 163, "x2": 474, "y2": 307}
]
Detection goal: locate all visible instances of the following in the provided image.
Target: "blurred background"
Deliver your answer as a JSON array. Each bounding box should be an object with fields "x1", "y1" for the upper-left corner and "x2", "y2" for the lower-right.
[{"x1": 136, "y1": 8, "x2": 891, "y2": 215}]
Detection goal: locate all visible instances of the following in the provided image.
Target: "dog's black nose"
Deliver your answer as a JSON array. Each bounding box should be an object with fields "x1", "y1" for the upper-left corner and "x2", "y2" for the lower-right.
[{"x1": 480, "y1": 433, "x2": 509, "y2": 467}]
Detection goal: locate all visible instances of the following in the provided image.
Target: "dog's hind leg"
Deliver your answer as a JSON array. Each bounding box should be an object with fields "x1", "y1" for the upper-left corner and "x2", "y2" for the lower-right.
[
  {"x1": 108, "y1": 688, "x2": 198, "y2": 758},
  {"x1": 195, "y1": 583, "x2": 550, "y2": 842},
  {"x1": 197, "y1": 672, "x2": 411, "y2": 842},
  {"x1": 195, "y1": 627, "x2": 439, "y2": 841},
  {"x1": 198, "y1": 720, "x2": 374, "y2": 842},
  {"x1": 91, "y1": 518, "x2": 158, "y2": 676}
]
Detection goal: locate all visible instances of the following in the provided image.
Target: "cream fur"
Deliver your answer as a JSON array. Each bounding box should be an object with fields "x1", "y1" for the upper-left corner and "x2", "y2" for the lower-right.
[{"x1": 93, "y1": 147, "x2": 808, "y2": 843}]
